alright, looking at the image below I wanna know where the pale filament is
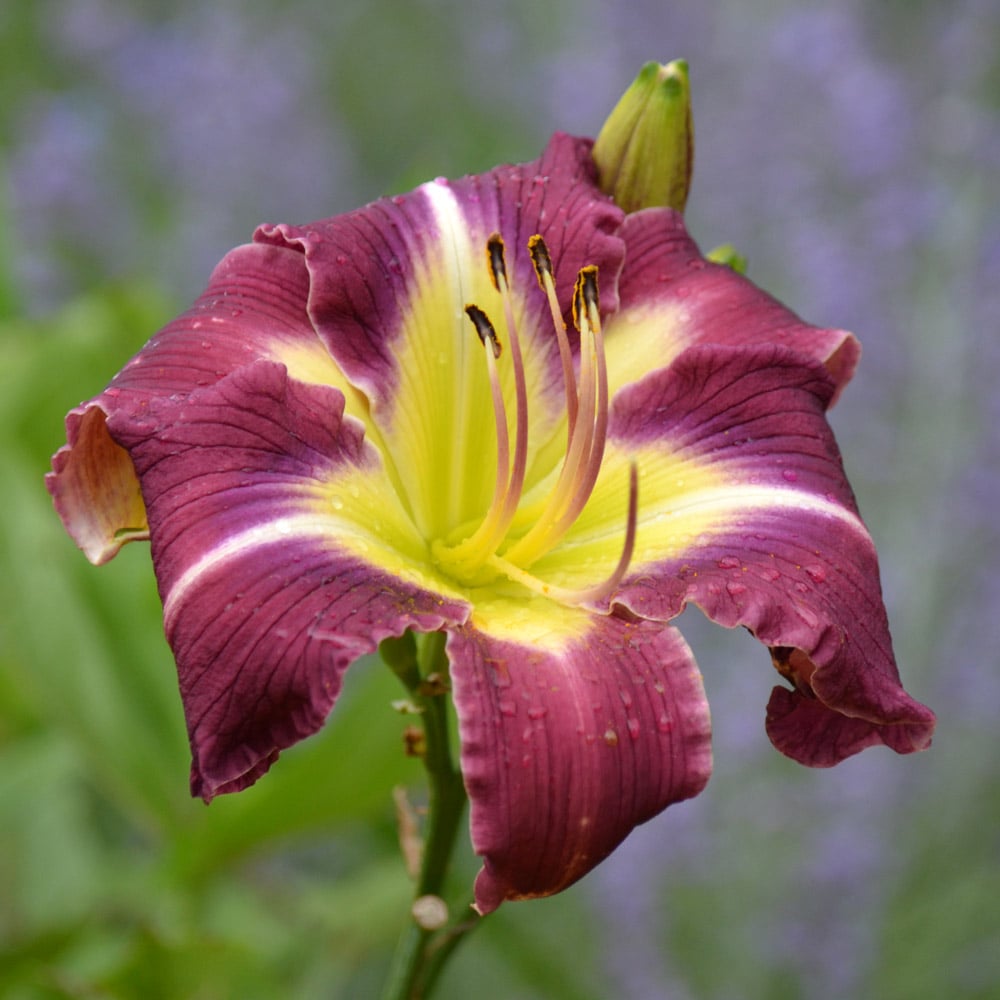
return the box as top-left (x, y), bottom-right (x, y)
top-left (558, 272), bottom-right (610, 530)
top-left (487, 236), bottom-right (530, 530)
top-left (444, 305), bottom-right (513, 567)
top-left (529, 235), bottom-right (578, 439)
top-left (467, 306), bottom-right (508, 520)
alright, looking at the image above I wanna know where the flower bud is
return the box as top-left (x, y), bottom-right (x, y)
top-left (706, 243), bottom-right (748, 274)
top-left (593, 60), bottom-right (693, 213)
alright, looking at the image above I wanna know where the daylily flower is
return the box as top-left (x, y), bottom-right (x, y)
top-left (47, 130), bottom-right (934, 914)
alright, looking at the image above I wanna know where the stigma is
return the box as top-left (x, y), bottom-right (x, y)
top-left (432, 234), bottom-right (636, 605)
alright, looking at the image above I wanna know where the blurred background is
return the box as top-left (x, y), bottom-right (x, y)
top-left (1, 0), bottom-right (997, 997)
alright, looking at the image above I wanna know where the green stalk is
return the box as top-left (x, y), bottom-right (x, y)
top-left (379, 631), bottom-right (481, 1000)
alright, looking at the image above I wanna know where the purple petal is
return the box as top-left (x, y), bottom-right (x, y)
top-left (610, 209), bottom-right (859, 404)
top-left (105, 241), bottom-right (319, 396)
top-left (255, 132), bottom-right (626, 414)
top-left (46, 241), bottom-right (326, 563)
top-left (107, 360), bottom-right (468, 799)
top-left (449, 615), bottom-right (712, 914)
top-left (610, 343), bottom-right (934, 763)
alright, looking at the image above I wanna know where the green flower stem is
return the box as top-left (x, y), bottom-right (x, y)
top-left (380, 631), bottom-right (480, 1000)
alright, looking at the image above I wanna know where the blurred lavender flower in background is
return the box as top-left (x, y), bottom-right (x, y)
top-left (10, 0), bottom-right (352, 308)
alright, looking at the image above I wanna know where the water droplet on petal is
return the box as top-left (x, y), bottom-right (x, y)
top-left (796, 606), bottom-right (820, 629)
top-left (527, 705), bottom-right (547, 721)
top-left (717, 555), bottom-right (741, 570)
top-left (657, 713), bottom-right (673, 733)
top-left (805, 564), bottom-right (827, 583)
top-left (726, 580), bottom-right (747, 597)
top-left (498, 698), bottom-right (517, 717)
top-left (781, 468), bottom-right (799, 483)
top-left (330, 496), bottom-right (344, 511)
top-left (603, 728), bottom-right (619, 747)
top-left (626, 717), bottom-right (641, 740)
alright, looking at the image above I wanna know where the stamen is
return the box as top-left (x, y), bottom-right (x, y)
top-left (569, 460), bottom-right (637, 604)
top-left (557, 268), bottom-right (608, 530)
top-left (466, 302), bottom-right (502, 359)
top-left (529, 235), bottom-right (578, 436)
top-left (486, 462), bottom-right (638, 606)
top-left (465, 305), bottom-right (508, 509)
top-left (486, 233), bottom-right (507, 291)
top-left (437, 305), bottom-right (510, 568)
top-left (487, 234), bottom-right (529, 529)
top-left (502, 264), bottom-right (609, 569)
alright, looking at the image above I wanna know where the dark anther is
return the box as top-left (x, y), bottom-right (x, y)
top-left (465, 304), bottom-right (502, 358)
top-left (487, 233), bottom-right (507, 291)
top-left (572, 266), bottom-right (600, 329)
top-left (528, 234), bottom-right (553, 285)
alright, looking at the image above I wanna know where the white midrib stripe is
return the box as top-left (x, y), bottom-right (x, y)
top-left (652, 484), bottom-right (870, 534)
top-left (161, 514), bottom-right (355, 633)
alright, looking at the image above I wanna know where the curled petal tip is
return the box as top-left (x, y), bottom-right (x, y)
top-left (47, 404), bottom-right (149, 565)
top-left (593, 59), bottom-right (693, 213)
top-left (765, 685), bottom-right (935, 767)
